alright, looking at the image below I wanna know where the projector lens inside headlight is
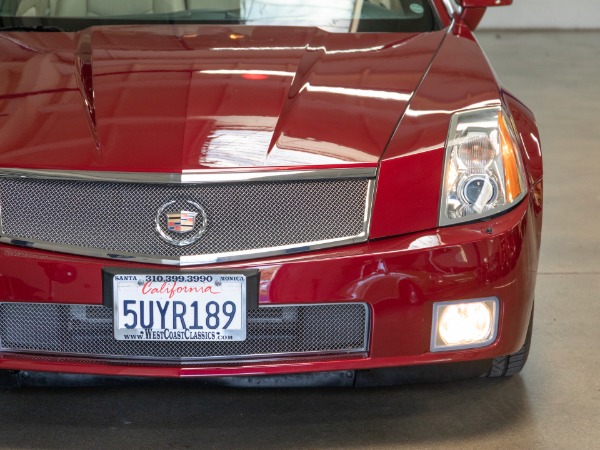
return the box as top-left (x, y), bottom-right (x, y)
top-left (439, 107), bottom-right (527, 226)
top-left (460, 175), bottom-right (498, 206)
top-left (431, 298), bottom-right (499, 351)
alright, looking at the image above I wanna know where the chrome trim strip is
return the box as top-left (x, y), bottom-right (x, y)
top-left (0, 167), bottom-right (377, 184)
top-left (0, 231), bottom-right (367, 266)
top-left (0, 302), bottom-right (370, 364)
top-left (363, 177), bottom-right (376, 240)
top-left (0, 178), bottom-right (375, 266)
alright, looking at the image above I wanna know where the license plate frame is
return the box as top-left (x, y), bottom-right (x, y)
top-left (102, 268), bottom-right (259, 342)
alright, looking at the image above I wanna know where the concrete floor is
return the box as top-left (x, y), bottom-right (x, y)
top-left (1, 31), bottom-right (599, 449)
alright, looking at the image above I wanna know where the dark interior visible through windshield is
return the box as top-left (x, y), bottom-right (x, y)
top-left (0, 0), bottom-right (439, 33)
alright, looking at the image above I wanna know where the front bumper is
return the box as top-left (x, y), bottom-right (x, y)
top-left (0, 195), bottom-right (540, 378)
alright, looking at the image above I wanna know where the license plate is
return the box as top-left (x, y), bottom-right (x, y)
top-left (111, 273), bottom-right (247, 341)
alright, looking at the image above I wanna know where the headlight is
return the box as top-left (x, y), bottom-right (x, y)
top-left (439, 106), bottom-right (527, 226)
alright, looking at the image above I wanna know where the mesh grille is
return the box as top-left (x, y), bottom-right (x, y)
top-left (0, 303), bottom-right (369, 362)
top-left (0, 178), bottom-right (369, 259)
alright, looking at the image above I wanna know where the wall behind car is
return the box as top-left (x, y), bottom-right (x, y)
top-left (479, 0), bottom-right (600, 29)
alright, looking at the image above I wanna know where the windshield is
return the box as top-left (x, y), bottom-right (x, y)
top-left (0, 0), bottom-right (438, 33)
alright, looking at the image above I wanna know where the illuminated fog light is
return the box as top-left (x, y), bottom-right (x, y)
top-left (431, 298), bottom-right (499, 352)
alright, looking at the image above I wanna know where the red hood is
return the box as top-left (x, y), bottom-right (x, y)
top-left (0, 25), bottom-right (445, 172)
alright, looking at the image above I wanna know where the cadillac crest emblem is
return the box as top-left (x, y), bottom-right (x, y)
top-left (166, 211), bottom-right (198, 233)
top-left (155, 200), bottom-right (207, 246)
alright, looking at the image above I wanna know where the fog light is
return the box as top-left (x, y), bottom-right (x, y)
top-left (431, 298), bottom-right (499, 352)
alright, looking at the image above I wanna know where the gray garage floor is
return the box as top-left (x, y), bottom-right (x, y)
top-left (1, 31), bottom-right (599, 449)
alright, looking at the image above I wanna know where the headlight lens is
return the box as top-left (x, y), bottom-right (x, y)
top-left (439, 107), bottom-right (527, 226)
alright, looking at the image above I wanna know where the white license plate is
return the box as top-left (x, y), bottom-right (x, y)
top-left (112, 273), bottom-right (247, 341)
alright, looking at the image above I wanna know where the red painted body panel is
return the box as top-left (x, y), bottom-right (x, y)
top-left (372, 25), bottom-right (505, 239)
top-left (0, 26), bottom-right (445, 172)
top-left (0, 193), bottom-right (539, 377)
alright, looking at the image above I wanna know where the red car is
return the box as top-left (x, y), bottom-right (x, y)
top-left (0, 0), bottom-right (542, 387)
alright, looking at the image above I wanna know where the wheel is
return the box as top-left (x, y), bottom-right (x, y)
top-left (0, 370), bottom-right (20, 388)
top-left (487, 304), bottom-right (534, 377)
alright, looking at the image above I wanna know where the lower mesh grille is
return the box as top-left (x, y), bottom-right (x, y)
top-left (0, 303), bottom-right (369, 363)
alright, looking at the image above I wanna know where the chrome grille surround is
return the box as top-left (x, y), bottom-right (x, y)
top-left (0, 302), bottom-right (369, 364)
top-left (0, 168), bottom-right (375, 266)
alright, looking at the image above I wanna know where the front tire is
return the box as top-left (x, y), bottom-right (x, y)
top-left (0, 370), bottom-right (20, 388)
top-left (487, 304), bottom-right (534, 377)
